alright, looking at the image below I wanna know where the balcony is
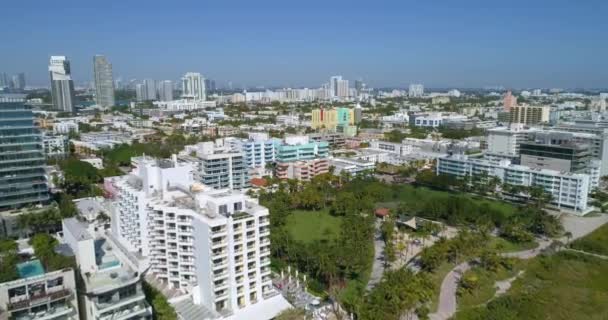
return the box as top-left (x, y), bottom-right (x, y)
top-left (7, 288), bottom-right (72, 311)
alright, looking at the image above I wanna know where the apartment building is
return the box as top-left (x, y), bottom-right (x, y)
top-left (0, 101), bottom-right (50, 210)
top-left (180, 141), bottom-right (250, 190)
top-left (308, 132), bottom-right (347, 148)
top-left (437, 154), bottom-right (590, 213)
top-left (275, 136), bottom-right (329, 163)
top-left (275, 158), bottom-right (330, 181)
top-left (231, 133), bottom-right (281, 169)
top-left (0, 261), bottom-right (79, 320)
top-left (104, 156), bottom-right (289, 318)
top-left (62, 218), bottom-right (152, 320)
top-left (509, 105), bottom-right (550, 125)
top-left (311, 107), bottom-right (354, 130)
top-left (42, 134), bottom-right (68, 157)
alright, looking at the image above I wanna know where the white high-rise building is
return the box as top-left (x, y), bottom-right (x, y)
top-left (93, 55), bottom-right (116, 107)
top-left (104, 156), bottom-right (289, 318)
top-left (135, 84), bottom-right (146, 102)
top-left (409, 84), bottom-right (424, 97)
top-left (49, 56), bottom-right (76, 112)
top-left (143, 79), bottom-right (157, 100)
top-left (336, 79), bottom-right (349, 98)
top-left (182, 72), bottom-right (206, 101)
top-left (329, 75), bottom-right (342, 97)
top-left (159, 80), bottom-right (174, 101)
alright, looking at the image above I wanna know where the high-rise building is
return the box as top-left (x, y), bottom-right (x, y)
top-left (158, 80), bottom-right (174, 101)
top-left (93, 55), bottom-right (115, 107)
top-left (135, 84), bottom-right (146, 102)
top-left (104, 156), bottom-right (289, 317)
top-left (0, 100), bottom-right (50, 210)
top-left (503, 90), bottom-right (517, 111)
top-left (329, 75), bottom-right (342, 97)
top-left (0, 73), bottom-right (9, 88)
top-left (49, 56), bottom-right (76, 112)
top-left (182, 72), bottom-right (206, 101)
top-left (204, 78), bottom-right (216, 93)
top-left (354, 79), bottom-right (364, 94)
top-left (11, 73), bottom-right (25, 90)
top-left (143, 79), bottom-right (157, 100)
top-left (336, 79), bottom-right (349, 98)
top-left (408, 84), bottom-right (424, 97)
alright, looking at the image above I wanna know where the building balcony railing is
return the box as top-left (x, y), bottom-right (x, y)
top-left (7, 288), bottom-right (72, 311)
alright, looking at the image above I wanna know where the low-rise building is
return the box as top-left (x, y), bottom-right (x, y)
top-left (275, 158), bottom-right (329, 181)
top-left (437, 154), bottom-right (591, 213)
top-left (330, 157), bottom-right (375, 176)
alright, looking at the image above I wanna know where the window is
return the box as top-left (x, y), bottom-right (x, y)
top-left (47, 277), bottom-right (63, 288)
top-left (234, 202), bottom-right (243, 211)
top-left (219, 205), bottom-right (228, 214)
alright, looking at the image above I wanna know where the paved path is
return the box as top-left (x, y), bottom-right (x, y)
top-left (494, 270), bottom-right (524, 297)
top-left (428, 213), bottom-right (608, 320)
top-left (564, 248), bottom-right (608, 260)
top-left (367, 220), bottom-right (386, 291)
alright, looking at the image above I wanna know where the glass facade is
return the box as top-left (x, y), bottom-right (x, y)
top-left (0, 102), bottom-right (49, 209)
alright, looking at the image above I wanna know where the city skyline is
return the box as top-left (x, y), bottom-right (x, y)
top-left (1, 0), bottom-right (608, 88)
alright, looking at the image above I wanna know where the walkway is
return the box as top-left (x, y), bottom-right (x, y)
top-left (428, 213), bottom-right (608, 320)
top-left (366, 220), bottom-right (386, 291)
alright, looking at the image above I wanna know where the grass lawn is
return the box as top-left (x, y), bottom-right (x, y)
top-left (570, 223), bottom-right (608, 256)
top-left (489, 237), bottom-right (538, 253)
top-left (454, 251), bottom-right (608, 320)
top-left (285, 209), bottom-right (342, 243)
top-left (397, 185), bottom-right (518, 216)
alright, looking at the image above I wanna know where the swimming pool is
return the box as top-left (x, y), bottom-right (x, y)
top-left (99, 260), bottom-right (121, 270)
top-left (17, 260), bottom-right (45, 278)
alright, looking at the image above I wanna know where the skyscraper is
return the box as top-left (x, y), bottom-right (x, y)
top-left (135, 83), bottom-right (146, 102)
top-left (182, 72), bottom-right (206, 101)
top-left (158, 80), bottom-right (174, 101)
top-left (408, 84), bottom-right (424, 97)
top-left (336, 79), bottom-right (349, 98)
top-left (49, 56), bottom-right (76, 112)
top-left (93, 55), bottom-right (115, 107)
top-left (0, 99), bottom-right (49, 210)
top-left (329, 75), bottom-right (342, 97)
top-left (11, 73), bottom-right (25, 90)
top-left (204, 78), bottom-right (216, 93)
top-left (0, 73), bottom-right (8, 88)
top-left (143, 79), bottom-right (156, 100)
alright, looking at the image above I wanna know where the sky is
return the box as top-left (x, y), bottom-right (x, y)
top-left (1, 0), bottom-right (607, 89)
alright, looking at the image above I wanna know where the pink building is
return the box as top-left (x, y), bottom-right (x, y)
top-left (503, 90), bottom-right (517, 111)
top-left (275, 159), bottom-right (330, 181)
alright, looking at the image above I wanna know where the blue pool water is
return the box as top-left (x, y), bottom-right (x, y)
top-left (17, 260), bottom-right (45, 278)
top-left (99, 260), bottom-right (121, 269)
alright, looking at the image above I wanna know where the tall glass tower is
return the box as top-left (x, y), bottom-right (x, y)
top-left (0, 100), bottom-right (49, 210)
top-left (93, 55), bottom-right (115, 107)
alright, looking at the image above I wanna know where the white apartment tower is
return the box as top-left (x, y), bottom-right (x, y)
top-left (159, 80), bottom-right (174, 101)
top-left (105, 156), bottom-right (288, 318)
top-left (409, 83), bottom-right (424, 97)
top-left (49, 56), bottom-right (76, 112)
top-left (182, 72), bottom-right (206, 101)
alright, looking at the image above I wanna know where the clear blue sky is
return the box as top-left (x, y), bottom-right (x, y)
top-left (1, 0), bottom-right (607, 88)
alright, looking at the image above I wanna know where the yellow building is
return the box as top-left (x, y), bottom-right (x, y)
top-left (311, 107), bottom-right (355, 130)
